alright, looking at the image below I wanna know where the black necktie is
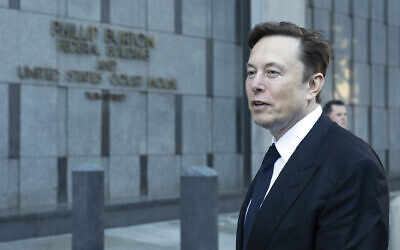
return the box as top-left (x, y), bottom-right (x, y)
top-left (242, 143), bottom-right (280, 249)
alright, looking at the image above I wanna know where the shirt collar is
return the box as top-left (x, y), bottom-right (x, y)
top-left (272, 105), bottom-right (322, 164)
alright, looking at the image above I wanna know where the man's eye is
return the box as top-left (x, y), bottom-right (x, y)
top-left (266, 70), bottom-right (279, 76)
top-left (247, 71), bottom-right (255, 77)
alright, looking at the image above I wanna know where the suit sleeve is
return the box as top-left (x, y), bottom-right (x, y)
top-left (315, 158), bottom-right (389, 250)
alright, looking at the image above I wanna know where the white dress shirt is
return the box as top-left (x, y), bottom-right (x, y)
top-left (246, 105), bottom-right (322, 217)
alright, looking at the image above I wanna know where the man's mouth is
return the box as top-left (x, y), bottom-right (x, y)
top-left (251, 100), bottom-right (270, 110)
top-left (253, 100), bottom-right (266, 105)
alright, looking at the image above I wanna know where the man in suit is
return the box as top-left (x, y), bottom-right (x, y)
top-left (236, 22), bottom-right (389, 250)
top-left (323, 100), bottom-right (348, 129)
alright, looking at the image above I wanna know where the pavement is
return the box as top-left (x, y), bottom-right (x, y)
top-left (0, 212), bottom-right (238, 250)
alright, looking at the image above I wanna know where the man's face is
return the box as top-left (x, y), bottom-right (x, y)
top-left (328, 104), bottom-right (348, 128)
top-left (245, 35), bottom-right (310, 137)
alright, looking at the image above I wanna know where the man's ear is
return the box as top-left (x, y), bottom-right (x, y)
top-left (307, 73), bottom-right (324, 101)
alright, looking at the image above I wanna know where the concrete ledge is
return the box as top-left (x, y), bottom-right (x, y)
top-left (0, 191), bottom-right (245, 242)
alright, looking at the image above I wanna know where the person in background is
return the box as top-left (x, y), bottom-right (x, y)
top-left (323, 100), bottom-right (348, 129)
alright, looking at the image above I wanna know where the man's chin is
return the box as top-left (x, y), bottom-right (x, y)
top-left (253, 117), bottom-right (273, 129)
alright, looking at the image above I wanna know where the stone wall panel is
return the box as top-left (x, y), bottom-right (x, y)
top-left (110, 0), bottom-right (146, 28)
top-left (147, 93), bottom-right (175, 154)
top-left (20, 158), bottom-right (57, 207)
top-left (213, 97), bottom-right (236, 153)
top-left (20, 85), bottom-right (58, 157)
top-left (67, 88), bottom-right (102, 156)
top-left (109, 156), bottom-right (140, 199)
top-left (110, 91), bottom-right (146, 156)
top-left (182, 96), bottom-right (208, 154)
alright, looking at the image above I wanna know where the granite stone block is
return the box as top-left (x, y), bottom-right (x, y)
top-left (20, 85), bottom-right (58, 157)
top-left (182, 0), bottom-right (208, 37)
top-left (149, 32), bottom-right (206, 95)
top-left (0, 9), bottom-right (20, 83)
top-left (321, 63), bottom-right (334, 103)
top-left (21, 0), bottom-right (58, 14)
top-left (212, 0), bottom-right (235, 41)
top-left (67, 88), bottom-right (102, 156)
top-left (20, 158), bottom-right (57, 208)
top-left (213, 41), bottom-right (236, 97)
top-left (19, 13), bottom-right (57, 85)
top-left (0, 84), bottom-right (7, 158)
top-left (370, 22), bottom-right (387, 65)
top-left (333, 13), bottom-right (351, 58)
top-left (352, 17), bottom-right (368, 63)
top-left (67, 0), bottom-right (100, 22)
top-left (58, 87), bottom-right (67, 157)
top-left (333, 57), bottom-right (351, 103)
top-left (352, 0), bottom-right (369, 18)
top-left (68, 157), bottom-right (103, 203)
top-left (214, 153), bottom-right (241, 193)
top-left (389, 150), bottom-right (400, 178)
top-left (109, 156), bottom-right (140, 200)
top-left (371, 108), bottom-right (388, 149)
top-left (388, 109), bottom-right (400, 149)
top-left (182, 96), bottom-right (208, 154)
top-left (371, 0), bottom-right (384, 22)
top-left (353, 105), bottom-right (369, 142)
top-left (101, 26), bottom-right (147, 92)
top-left (7, 159), bottom-right (18, 208)
top-left (371, 64), bottom-right (386, 107)
top-left (110, 0), bottom-right (146, 28)
top-left (388, 25), bottom-right (400, 67)
top-left (213, 97), bottom-right (236, 153)
top-left (314, 8), bottom-right (331, 42)
top-left (110, 91), bottom-right (146, 156)
top-left (181, 154), bottom-right (207, 173)
top-left (147, 155), bottom-right (180, 198)
top-left (312, 0), bottom-right (332, 9)
top-left (0, 158), bottom-right (7, 209)
top-left (57, 0), bottom-right (67, 16)
top-left (148, 93), bottom-right (175, 154)
top-left (351, 62), bottom-right (370, 105)
top-left (388, 67), bottom-right (400, 108)
top-left (388, 0), bottom-right (400, 26)
top-left (251, 122), bottom-right (272, 154)
top-left (148, 0), bottom-right (174, 32)
top-left (57, 22), bottom-right (103, 88)
top-left (334, 0), bottom-right (350, 14)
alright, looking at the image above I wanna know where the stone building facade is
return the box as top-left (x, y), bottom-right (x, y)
top-left (0, 0), bottom-right (245, 229)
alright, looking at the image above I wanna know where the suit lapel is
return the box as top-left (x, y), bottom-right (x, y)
top-left (245, 115), bottom-right (333, 250)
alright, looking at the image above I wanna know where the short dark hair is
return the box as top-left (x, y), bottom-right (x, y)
top-left (248, 22), bottom-right (331, 103)
top-left (323, 100), bottom-right (345, 114)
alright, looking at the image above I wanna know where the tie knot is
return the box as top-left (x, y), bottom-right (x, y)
top-left (261, 143), bottom-right (280, 168)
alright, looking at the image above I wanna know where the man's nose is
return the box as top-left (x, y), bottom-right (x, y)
top-left (250, 73), bottom-right (266, 92)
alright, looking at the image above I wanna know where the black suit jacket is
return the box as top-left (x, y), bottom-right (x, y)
top-left (236, 114), bottom-right (389, 250)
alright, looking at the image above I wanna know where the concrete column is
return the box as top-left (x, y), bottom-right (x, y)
top-left (72, 164), bottom-right (104, 250)
top-left (181, 166), bottom-right (218, 250)
top-left (390, 195), bottom-right (400, 250)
